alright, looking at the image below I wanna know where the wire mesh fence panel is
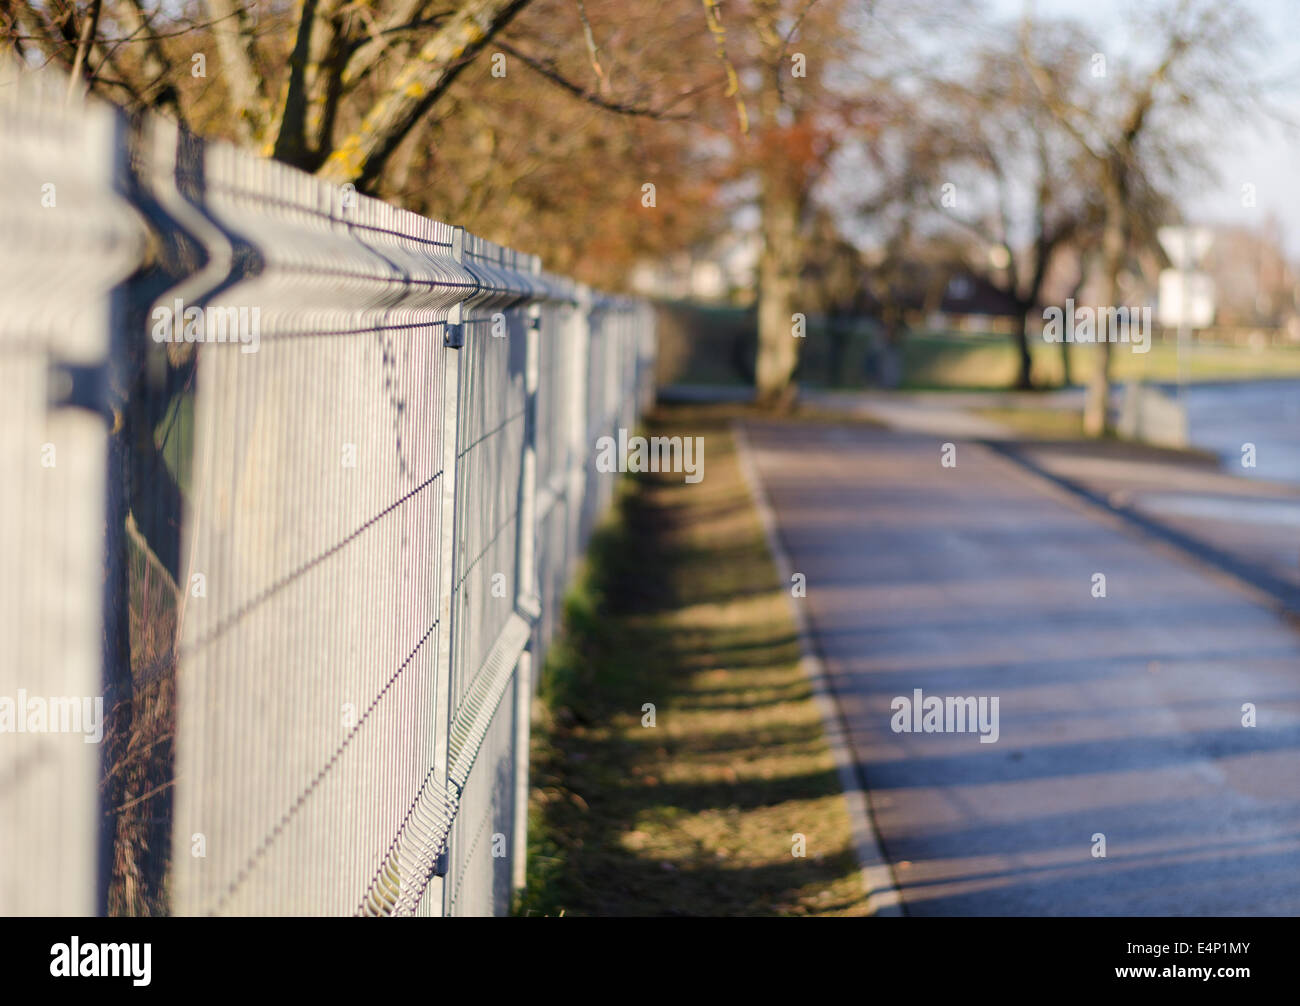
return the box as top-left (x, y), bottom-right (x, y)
top-left (444, 684), bottom-right (517, 916)
top-left (440, 236), bottom-right (531, 915)
top-left (0, 61), bottom-right (655, 917)
top-left (532, 298), bottom-right (581, 671)
top-left (448, 242), bottom-right (529, 725)
top-left (163, 136), bottom-right (469, 916)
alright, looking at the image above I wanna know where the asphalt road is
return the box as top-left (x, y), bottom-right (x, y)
top-left (744, 420), bottom-right (1300, 915)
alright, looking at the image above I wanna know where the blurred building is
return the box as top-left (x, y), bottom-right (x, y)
top-left (1036, 219), bottom-right (1300, 346)
top-left (630, 231), bottom-right (760, 304)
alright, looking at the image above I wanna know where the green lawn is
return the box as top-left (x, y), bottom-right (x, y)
top-left (656, 299), bottom-right (1300, 390)
top-left (906, 333), bottom-right (1300, 390)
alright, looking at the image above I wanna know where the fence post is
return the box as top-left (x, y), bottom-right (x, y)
top-left (426, 225), bottom-right (470, 914)
top-left (566, 285), bottom-right (592, 569)
top-left (511, 256), bottom-right (544, 894)
top-left (0, 61), bottom-right (147, 917)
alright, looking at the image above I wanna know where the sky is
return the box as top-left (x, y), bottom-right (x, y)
top-left (992, 0), bottom-right (1300, 256)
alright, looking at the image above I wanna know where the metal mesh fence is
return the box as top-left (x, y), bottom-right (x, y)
top-left (0, 64), bottom-right (654, 917)
top-left (0, 64), bottom-right (142, 917)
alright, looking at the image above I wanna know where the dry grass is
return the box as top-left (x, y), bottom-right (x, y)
top-left (519, 404), bottom-right (870, 916)
top-left (103, 516), bottom-right (179, 916)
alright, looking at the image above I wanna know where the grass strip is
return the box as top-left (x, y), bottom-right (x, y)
top-left (518, 404), bottom-right (870, 916)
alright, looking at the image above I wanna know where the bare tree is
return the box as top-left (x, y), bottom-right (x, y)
top-left (693, 0), bottom-right (851, 409)
top-left (925, 38), bottom-right (1102, 389)
top-left (1021, 0), bottom-right (1267, 434)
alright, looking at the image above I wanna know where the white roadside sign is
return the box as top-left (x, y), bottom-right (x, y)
top-left (1158, 226), bottom-right (1214, 271)
top-left (1158, 270), bottom-right (1216, 328)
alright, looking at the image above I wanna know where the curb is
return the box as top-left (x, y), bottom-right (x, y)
top-left (731, 420), bottom-right (905, 917)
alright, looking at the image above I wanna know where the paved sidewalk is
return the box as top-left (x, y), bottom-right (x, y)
top-left (744, 419), bottom-right (1300, 915)
top-left (994, 439), bottom-right (1300, 616)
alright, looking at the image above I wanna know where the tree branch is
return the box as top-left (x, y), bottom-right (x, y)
top-left (269, 0), bottom-right (325, 163)
top-left (495, 39), bottom-right (690, 120)
top-left (574, 0), bottom-right (608, 93)
top-left (700, 0), bottom-right (749, 134)
top-left (317, 0), bottom-right (533, 189)
top-left (341, 1), bottom-right (451, 89)
top-left (65, 0), bottom-right (103, 105)
top-left (204, 0), bottom-right (271, 143)
top-left (12, 1), bottom-right (72, 66)
top-left (1018, 16), bottom-right (1103, 163)
top-left (116, 0), bottom-right (185, 121)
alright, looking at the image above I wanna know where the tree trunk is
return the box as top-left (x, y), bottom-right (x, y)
top-left (880, 311), bottom-right (904, 388)
top-left (1060, 262), bottom-right (1090, 388)
top-left (1082, 340), bottom-right (1112, 436)
top-left (1013, 303), bottom-right (1034, 389)
top-left (754, 166), bottom-right (802, 410)
top-left (1083, 181), bottom-right (1126, 437)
